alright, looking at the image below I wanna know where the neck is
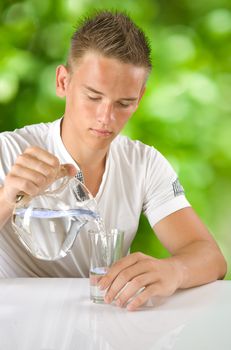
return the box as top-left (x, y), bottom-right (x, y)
top-left (75, 149), bottom-right (107, 172)
top-left (60, 118), bottom-right (108, 170)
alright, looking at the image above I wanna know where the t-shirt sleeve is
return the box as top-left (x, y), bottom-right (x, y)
top-left (0, 135), bottom-right (9, 186)
top-left (142, 148), bottom-right (190, 227)
top-left (0, 133), bottom-right (22, 186)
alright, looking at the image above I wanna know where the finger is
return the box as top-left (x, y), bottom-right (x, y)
top-left (104, 260), bottom-right (154, 303)
top-left (16, 153), bottom-right (57, 178)
top-left (126, 284), bottom-right (160, 311)
top-left (11, 165), bottom-right (47, 188)
top-left (99, 252), bottom-right (147, 290)
top-left (56, 164), bottom-right (77, 179)
top-left (65, 164), bottom-right (78, 177)
top-left (113, 273), bottom-right (158, 307)
top-left (5, 174), bottom-right (40, 201)
top-left (24, 147), bottom-right (60, 168)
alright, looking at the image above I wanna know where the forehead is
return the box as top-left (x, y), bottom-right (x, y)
top-left (70, 52), bottom-right (147, 92)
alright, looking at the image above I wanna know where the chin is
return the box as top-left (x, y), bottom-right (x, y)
top-left (88, 135), bottom-right (114, 150)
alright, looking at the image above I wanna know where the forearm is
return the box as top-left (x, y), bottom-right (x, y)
top-left (0, 187), bottom-right (14, 230)
top-left (168, 240), bottom-right (227, 290)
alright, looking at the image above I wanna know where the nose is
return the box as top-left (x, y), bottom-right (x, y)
top-left (97, 103), bottom-right (115, 126)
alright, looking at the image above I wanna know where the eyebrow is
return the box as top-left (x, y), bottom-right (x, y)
top-left (84, 85), bottom-right (138, 101)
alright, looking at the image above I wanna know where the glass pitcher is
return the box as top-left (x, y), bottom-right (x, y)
top-left (12, 175), bottom-right (101, 261)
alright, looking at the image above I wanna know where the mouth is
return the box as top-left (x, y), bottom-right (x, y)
top-left (89, 128), bottom-right (113, 137)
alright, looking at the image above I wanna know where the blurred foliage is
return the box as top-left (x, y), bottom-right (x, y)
top-left (0, 0), bottom-right (231, 277)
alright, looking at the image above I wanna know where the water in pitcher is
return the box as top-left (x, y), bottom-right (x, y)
top-left (12, 175), bottom-right (106, 261)
top-left (13, 207), bottom-right (105, 261)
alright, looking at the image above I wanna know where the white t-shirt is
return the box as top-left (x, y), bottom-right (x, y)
top-left (0, 118), bottom-right (190, 277)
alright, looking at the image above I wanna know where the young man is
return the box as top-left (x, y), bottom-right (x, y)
top-left (0, 11), bottom-right (226, 310)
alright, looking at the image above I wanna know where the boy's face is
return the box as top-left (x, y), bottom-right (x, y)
top-left (56, 51), bottom-right (147, 151)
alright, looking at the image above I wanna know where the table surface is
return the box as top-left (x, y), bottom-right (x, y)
top-left (0, 278), bottom-right (230, 350)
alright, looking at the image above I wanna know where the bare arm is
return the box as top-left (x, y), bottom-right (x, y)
top-left (98, 207), bottom-right (227, 311)
top-left (153, 207), bottom-right (227, 288)
top-left (0, 146), bottom-right (77, 230)
top-left (0, 187), bottom-right (15, 228)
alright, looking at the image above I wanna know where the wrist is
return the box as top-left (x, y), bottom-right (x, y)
top-left (0, 186), bottom-right (15, 230)
top-left (167, 257), bottom-right (188, 290)
top-left (0, 186), bottom-right (16, 210)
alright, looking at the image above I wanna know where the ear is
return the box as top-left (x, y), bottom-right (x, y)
top-left (133, 85), bottom-right (146, 113)
top-left (138, 85), bottom-right (146, 104)
top-left (56, 65), bottom-right (69, 98)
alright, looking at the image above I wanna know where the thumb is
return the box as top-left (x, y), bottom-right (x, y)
top-left (57, 164), bottom-right (78, 178)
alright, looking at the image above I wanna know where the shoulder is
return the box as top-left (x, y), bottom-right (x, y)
top-left (110, 134), bottom-right (169, 173)
top-left (110, 134), bottom-right (177, 181)
top-left (0, 119), bottom-right (61, 172)
top-left (0, 119), bottom-right (62, 181)
top-left (111, 134), bottom-right (159, 163)
top-left (0, 119), bottom-right (60, 150)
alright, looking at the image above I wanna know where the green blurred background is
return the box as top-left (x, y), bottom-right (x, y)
top-left (0, 0), bottom-right (231, 277)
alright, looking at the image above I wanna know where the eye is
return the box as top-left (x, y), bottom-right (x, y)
top-left (117, 101), bottom-right (131, 108)
top-left (88, 96), bottom-right (101, 101)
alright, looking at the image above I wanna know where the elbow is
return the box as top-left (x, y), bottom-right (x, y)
top-left (207, 241), bottom-right (227, 281)
top-left (218, 252), bottom-right (227, 280)
top-left (213, 242), bottom-right (227, 280)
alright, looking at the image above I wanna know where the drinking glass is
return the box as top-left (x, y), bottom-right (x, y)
top-left (89, 229), bottom-right (124, 303)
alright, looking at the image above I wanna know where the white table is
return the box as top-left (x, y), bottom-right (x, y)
top-left (0, 278), bottom-right (230, 350)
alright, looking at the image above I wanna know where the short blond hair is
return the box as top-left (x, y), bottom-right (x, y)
top-left (67, 11), bottom-right (152, 73)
